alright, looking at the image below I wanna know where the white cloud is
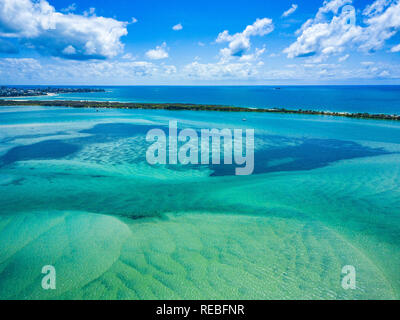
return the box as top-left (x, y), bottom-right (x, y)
top-left (295, 0), bottom-right (352, 35)
top-left (282, 4), bottom-right (298, 18)
top-left (284, 0), bottom-right (400, 61)
top-left (359, 1), bottom-right (400, 52)
top-left (62, 45), bottom-right (76, 55)
top-left (315, 0), bottom-right (353, 20)
top-left (61, 3), bottom-right (76, 13)
top-left (363, 0), bottom-right (393, 17)
top-left (0, 58), bottom-right (42, 80)
top-left (183, 61), bottom-right (261, 80)
top-left (216, 18), bottom-right (274, 58)
top-left (182, 58), bottom-right (384, 81)
top-left (338, 54), bottom-right (350, 62)
top-left (361, 61), bottom-right (374, 66)
top-left (379, 70), bottom-right (390, 77)
top-left (262, 60), bottom-right (400, 81)
top-left (284, 0), bottom-right (360, 59)
top-left (2, 56), bottom-right (399, 84)
top-left (122, 53), bottom-right (135, 60)
top-left (183, 43), bottom-right (267, 80)
top-left (163, 64), bottom-right (177, 75)
top-left (391, 44), bottom-right (400, 52)
top-left (239, 47), bottom-right (266, 62)
top-left (131, 17), bottom-right (138, 24)
top-left (172, 23), bottom-right (183, 31)
top-left (84, 7), bottom-right (96, 17)
top-left (0, 0), bottom-right (128, 60)
top-left (0, 57), bottom-right (179, 83)
top-left (146, 42), bottom-right (169, 60)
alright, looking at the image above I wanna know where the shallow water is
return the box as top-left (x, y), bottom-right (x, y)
top-left (0, 105), bottom-right (399, 299)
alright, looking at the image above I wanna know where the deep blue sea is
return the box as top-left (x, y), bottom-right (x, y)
top-left (9, 85), bottom-right (400, 114)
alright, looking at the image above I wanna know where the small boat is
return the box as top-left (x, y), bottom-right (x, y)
top-left (242, 118), bottom-right (247, 121)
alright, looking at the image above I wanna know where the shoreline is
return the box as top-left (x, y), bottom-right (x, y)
top-left (0, 87), bottom-right (105, 99)
top-left (1, 99), bottom-right (400, 121)
top-left (0, 93), bottom-right (57, 99)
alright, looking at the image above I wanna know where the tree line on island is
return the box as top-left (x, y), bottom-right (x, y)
top-left (0, 87), bottom-right (105, 97)
top-left (0, 99), bottom-right (399, 121)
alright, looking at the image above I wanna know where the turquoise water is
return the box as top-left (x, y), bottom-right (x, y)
top-left (8, 85), bottom-right (400, 114)
top-left (0, 99), bottom-right (400, 299)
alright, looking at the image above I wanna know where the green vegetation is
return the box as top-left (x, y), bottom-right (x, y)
top-left (0, 87), bottom-right (105, 97)
top-left (1, 99), bottom-right (400, 121)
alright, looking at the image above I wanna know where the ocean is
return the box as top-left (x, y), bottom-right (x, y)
top-left (0, 86), bottom-right (399, 299)
top-left (8, 85), bottom-right (400, 114)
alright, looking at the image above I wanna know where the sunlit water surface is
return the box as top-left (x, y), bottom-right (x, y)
top-left (0, 104), bottom-right (399, 299)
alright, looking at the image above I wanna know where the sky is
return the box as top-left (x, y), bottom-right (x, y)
top-left (0, 0), bottom-right (400, 85)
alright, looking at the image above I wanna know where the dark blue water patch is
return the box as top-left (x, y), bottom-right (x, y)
top-left (0, 140), bottom-right (80, 166)
top-left (0, 131), bottom-right (68, 144)
top-left (210, 138), bottom-right (391, 176)
top-left (81, 123), bottom-right (157, 138)
top-left (10, 177), bottom-right (25, 186)
top-left (1, 122), bottom-right (391, 177)
top-left (0, 177), bottom-right (25, 186)
top-left (84, 123), bottom-right (391, 176)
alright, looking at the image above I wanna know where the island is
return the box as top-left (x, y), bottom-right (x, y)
top-left (0, 87), bottom-right (105, 98)
top-left (0, 99), bottom-right (399, 121)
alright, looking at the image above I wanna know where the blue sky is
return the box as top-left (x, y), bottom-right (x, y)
top-left (0, 0), bottom-right (400, 85)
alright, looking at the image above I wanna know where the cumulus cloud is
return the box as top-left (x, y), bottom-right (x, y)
top-left (62, 45), bottom-right (76, 55)
top-left (359, 1), bottom-right (400, 52)
top-left (239, 47), bottom-right (266, 62)
top-left (264, 60), bottom-right (400, 81)
top-left (0, 0), bottom-right (128, 60)
top-left (180, 19), bottom-right (273, 81)
top-left (181, 57), bottom-right (400, 81)
top-left (61, 3), bottom-right (76, 13)
top-left (361, 61), bottom-right (374, 66)
top-left (284, 0), bottom-right (359, 59)
top-left (282, 4), bottom-right (298, 17)
top-left (216, 18), bottom-right (274, 58)
top-left (284, 0), bottom-right (400, 61)
top-left (84, 7), bottom-right (96, 17)
top-left (172, 23), bottom-right (183, 31)
top-left (0, 57), bottom-right (178, 83)
top-left (363, 0), bottom-right (393, 16)
top-left (313, 0), bottom-right (353, 22)
top-left (338, 54), bottom-right (350, 62)
top-left (379, 70), bottom-right (390, 77)
top-left (122, 53), bottom-right (135, 60)
top-left (391, 44), bottom-right (400, 52)
top-left (2, 55), bottom-right (398, 84)
top-left (145, 42), bottom-right (169, 60)
top-left (183, 61), bottom-right (261, 80)
top-left (0, 58), bottom-right (42, 80)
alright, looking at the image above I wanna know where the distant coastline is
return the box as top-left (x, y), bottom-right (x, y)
top-left (1, 99), bottom-right (400, 121)
top-left (0, 87), bottom-right (105, 98)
